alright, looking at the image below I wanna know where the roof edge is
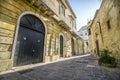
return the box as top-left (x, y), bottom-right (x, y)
top-left (65, 0), bottom-right (77, 18)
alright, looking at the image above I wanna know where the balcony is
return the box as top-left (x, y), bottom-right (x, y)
top-left (41, 0), bottom-right (57, 14)
top-left (70, 28), bottom-right (78, 36)
top-left (59, 15), bottom-right (72, 30)
top-left (27, 0), bottom-right (57, 16)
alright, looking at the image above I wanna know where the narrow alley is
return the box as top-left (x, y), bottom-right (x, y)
top-left (0, 54), bottom-right (120, 80)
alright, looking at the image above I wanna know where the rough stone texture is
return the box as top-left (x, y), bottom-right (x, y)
top-left (0, 21), bottom-right (15, 31)
top-left (0, 44), bottom-right (11, 52)
top-left (88, 0), bottom-right (120, 62)
top-left (0, 0), bottom-right (83, 71)
top-left (0, 52), bottom-right (11, 60)
top-left (0, 59), bottom-right (12, 72)
top-left (0, 36), bottom-right (13, 44)
top-left (0, 55), bottom-right (120, 80)
top-left (0, 28), bottom-right (14, 37)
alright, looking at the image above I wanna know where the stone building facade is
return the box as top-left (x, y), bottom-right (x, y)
top-left (0, 0), bottom-right (83, 71)
top-left (78, 26), bottom-right (90, 54)
top-left (88, 0), bottom-right (120, 62)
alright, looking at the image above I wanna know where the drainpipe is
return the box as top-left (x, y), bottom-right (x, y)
top-left (97, 21), bottom-right (104, 47)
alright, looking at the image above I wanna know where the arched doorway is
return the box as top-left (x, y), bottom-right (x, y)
top-left (14, 14), bottom-right (45, 66)
top-left (71, 38), bottom-right (75, 56)
top-left (60, 35), bottom-right (63, 57)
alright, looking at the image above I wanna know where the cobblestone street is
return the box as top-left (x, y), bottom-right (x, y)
top-left (0, 54), bottom-right (120, 80)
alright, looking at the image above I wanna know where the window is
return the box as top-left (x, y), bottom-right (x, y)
top-left (85, 33), bottom-right (87, 35)
top-left (81, 34), bottom-right (83, 36)
top-left (57, 0), bottom-right (61, 14)
top-left (107, 20), bottom-right (111, 29)
top-left (88, 29), bottom-right (91, 35)
top-left (72, 20), bottom-right (74, 28)
top-left (61, 6), bottom-right (65, 16)
top-left (86, 42), bottom-right (88, 46)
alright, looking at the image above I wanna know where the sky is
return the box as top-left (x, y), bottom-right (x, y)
top-left (68, 0), bottom-right (102, 31)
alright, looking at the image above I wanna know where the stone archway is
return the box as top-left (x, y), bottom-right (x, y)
top-left (13, 14), bottom-right (45, 66)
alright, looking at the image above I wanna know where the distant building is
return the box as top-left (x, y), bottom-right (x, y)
top-left (88, 0), bottom-right (120, 63)
top-left (78, 26), bottom-right (90, 53)
top-left (78, 26), bottom-right (88, 40)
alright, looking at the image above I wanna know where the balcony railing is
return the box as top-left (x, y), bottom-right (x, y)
top-left (70, 27), bottom-right (78, 35)
top-left (41, 0), bottom-right (57, 14)
top-left (60, 15), bottom-right (72, 29)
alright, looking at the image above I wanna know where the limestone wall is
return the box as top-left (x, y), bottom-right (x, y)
top-left (0, 0), bottom-right (83, 71)
top-left (89, 0), bottom-right (120, 62)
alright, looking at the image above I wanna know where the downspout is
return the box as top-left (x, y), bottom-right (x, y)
top-left (97, 21), bottom-right (104, 47)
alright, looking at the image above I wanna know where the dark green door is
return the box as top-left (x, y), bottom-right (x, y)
top-left (14, 15), bottom-right (45, 66)
top-left (60, 35), bottom-right (63, 57)
top-left (71, 38), bottom-right (75, 56)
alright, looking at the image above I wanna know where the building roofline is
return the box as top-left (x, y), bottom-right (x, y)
top-left (89, 9), bottom-right (99, 28)
top-left (65, 0), bottom-right (77, 18)
top-left (99, 0), bottom-right (105, 10)
top-left (89, 0), bottom-right (105, 28)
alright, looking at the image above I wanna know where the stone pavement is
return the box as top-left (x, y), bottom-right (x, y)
top-left (0, 54), bottom-right (120, 80)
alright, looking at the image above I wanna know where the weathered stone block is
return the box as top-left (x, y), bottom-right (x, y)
top-left (0, 28), bottom-right (14, 37)
top-left (0, 59), bottom-right (12, 72)
top-left (0, 36), bottom-right (13, 44)
top-left (0, 44), bottom-right (10, 51)
top-left (51, 55), bottom-right (59, 61)
top-left (44, 56), bottom-right (51, 62)
top-left (0, 52), bottom-right (11, 60)
top-left (0, 21), bottom-right (15, 31)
